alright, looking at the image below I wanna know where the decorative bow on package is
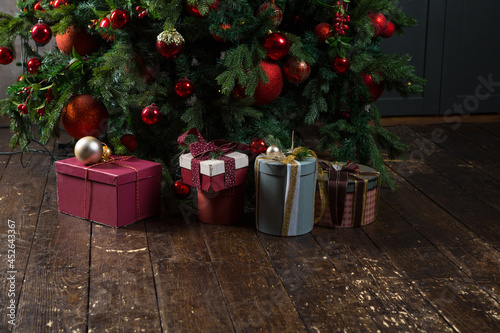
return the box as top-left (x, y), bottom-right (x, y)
top-left (178, 128), bottom-right (249, 193)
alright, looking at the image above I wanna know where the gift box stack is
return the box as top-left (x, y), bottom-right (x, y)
top-left (178, 128), bottom-right (249, 225)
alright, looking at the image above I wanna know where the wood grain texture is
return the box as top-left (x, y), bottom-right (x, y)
top-left (0, 150), bottom-right (52, 331)
top-left (14, 167), bottom-right (91, 332)
top-left (201, 221), bottom-right (308, 332)
top-left (146, 214), bottom-right (234, 332)
top-left (87, 222), bottom-right (161, 333)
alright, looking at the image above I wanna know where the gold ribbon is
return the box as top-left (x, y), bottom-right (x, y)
top-left (255, 147), bottom-right (328, 235)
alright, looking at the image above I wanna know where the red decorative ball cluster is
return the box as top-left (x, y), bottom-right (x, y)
top-left (141, 103), bottom-right (161, 125)
top-left (368, 12), bottom-right (395, 38)
top-left (136, 6), bottom-right (148, 19)
top-left (0, 47), bottom-right (14, 65)
top-left (333, 1), bottom-right (350, 36)
top-left (250, 138), bottom-right (267, 155)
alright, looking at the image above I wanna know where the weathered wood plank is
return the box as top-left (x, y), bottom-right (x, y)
top-left (477, 122), bottom-right (500, 138)
top-left (14, 166), bottom-right (91, 332)
top-left (0, 152), bottom-right (52, 331)
top-left (411, 124), bottom-right (500, 182)
top-left (146, 213), bottom-right (235, 332)
top-left (454, 123), bottom-right (500, 153)
top-left (87, 222), bottom-right (162, 332)
top-left (311, 226), bottom-right (453, 332)
top-left (258, 231), bottom-right (382, 332)
top-left (387, 125), bottom-right (500, 212)
top-left (201, 220), bottom-right (308, 332)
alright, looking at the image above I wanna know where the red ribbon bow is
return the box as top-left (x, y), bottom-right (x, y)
top-left (178, 128), bottom-right (248, 190)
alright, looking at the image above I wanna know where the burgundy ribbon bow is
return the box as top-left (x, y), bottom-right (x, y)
top-left (320, 161), bottom-right (372, 227)
top-left (178, 128), bottom-right (248, 190)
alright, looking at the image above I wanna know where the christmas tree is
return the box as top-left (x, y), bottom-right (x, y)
top-left (0, 0), bottom-right (424, 195)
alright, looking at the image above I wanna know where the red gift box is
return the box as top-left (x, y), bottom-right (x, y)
top-left (179, 152), bottom-right (248, 192)
top-left (197, 185), bottom-right (245, 225)
top-left (55, 156), bottom-right (162, 228)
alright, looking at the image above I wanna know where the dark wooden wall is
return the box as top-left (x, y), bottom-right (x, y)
top-left (378, 0), bottom-right (500, 117)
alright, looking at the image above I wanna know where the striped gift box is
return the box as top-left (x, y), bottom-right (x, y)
top-left (315, 163), bottom-right (380, 228)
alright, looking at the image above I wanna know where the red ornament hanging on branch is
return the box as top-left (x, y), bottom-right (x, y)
top-left (156, 28), bottom-right (184, 59)
top-left (381, 21), bottom-right (395, 38)
top-left (186, 0), bottom-right (220, 18)
top-left (34, 2), bottom-right (45, 11)
top-left (173, 180), bottom-right (191, 199)
top-left (263, 32), bottom-right (290, 60)
top-left (120, 134), bottom-right (139, 152)
top-left (212, 23), bottom-right (232, 42)
top-left (98, 17), bottom-right (114, 41)
top-left (283, 57), bottom-right (311, 84)
top-left (110, 9), bottom-right (130, 29)
top-left (61, 94), bottom-right (109, 139)
top-left (52, 0), bottom-right (70, 9)
top-left (314, 23), bottom-right (332, 43)
top-left (27, 57), bottom-right (42, 74)
top-left (361, 72), bottom-right (386, 102)
top-left (368, 12), bottom-right (388, 38)
top-left (332, 55), bottom-right (351, 74)
top-left (31, 21), bottom-right (52, 45)
top-left (175, 78), bottom-right (194, 98)
top-left (141, 103), bottom-right (161, 125)
top-left (257, 1), bottom-right (283, 27)
top-left (56, 26), bottom-right (99, 56)
top-left (253, 60), bottom-right (283, 105)
top-left (0, 47), bottom-right (14, 65)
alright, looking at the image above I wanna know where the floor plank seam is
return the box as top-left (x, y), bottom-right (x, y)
top-left (85, 223), bottom-right (93, 333)
top-left (198, 224), bottom-right (238, 333)
top-left (144, 221), bottom-right (165, 333)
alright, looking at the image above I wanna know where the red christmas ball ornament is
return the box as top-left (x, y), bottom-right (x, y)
top-left (314, 23), bottom-right (332, 43)
top-left (368, 12), bottom-right (388, 38)
top-left (52, 0), bottom-right (70, 9)
top-left (175, 78), bottom-right (194, 98)
top-left (361, 72), bottom-right (386, 102)
top-left (156, 29), bottom-right (184, 59)
top-left (34, 2), bottom-right (45, 11)
top-left (283, 57), bottom-right (311, 84)
top-left (212, 23), bottom-right (232, 42)
top-left (27, 57), bottom-right (42, 74)
top-left (120, 134), bottom-right (139, 152)
top-left (17, 104), bottom-right (28, 115)
top-left (381, 21), bottom-right (395, 38)
top-left (99, 17), bottom-right (114, 41)
top-left (253, 61), bottom-right (283, 105)
top-left (263, 32), bottom-right (290, 60)
top-left (0, 47), bottom-right (14, 65)
top-left (250, 138), bottom-right (267, 155)
top-left (186, 0), bottom-right (220, 18)
top-left (257, 2), bottom-right (283, 27)
top-left (56, 26), bottom-right (99, 56)
top-left (110, 9), bottom-right (130, 30)
top-left (173, 180), bottom-right (191, 200)
top-left (332, 55), bottom-right (351, 74)
top-left (61, 94), bottom-right (109, 139)
top-left (141, 103), bottom-right (161, 125)
top-left (31, 21), bottom-right (52, 45)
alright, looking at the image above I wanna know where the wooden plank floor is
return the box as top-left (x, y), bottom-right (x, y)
top-left (0, 117), bottom-right (499, 332)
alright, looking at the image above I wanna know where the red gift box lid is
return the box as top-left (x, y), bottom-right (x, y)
top-left (55, 156), bottom-right (162, 186)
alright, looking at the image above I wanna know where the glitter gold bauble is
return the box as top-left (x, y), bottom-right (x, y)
top-left (74, 136), bottom-right (103, 165)
top-left (61, 94), bottom-right (109, 139)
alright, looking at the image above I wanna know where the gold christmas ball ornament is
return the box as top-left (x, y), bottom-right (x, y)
top-left (74, 136), bottom-right (103, 165)
top-left (266, 145), bottom-right (281, 159)
top-left (102, 145), bottom-right (113, 161)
